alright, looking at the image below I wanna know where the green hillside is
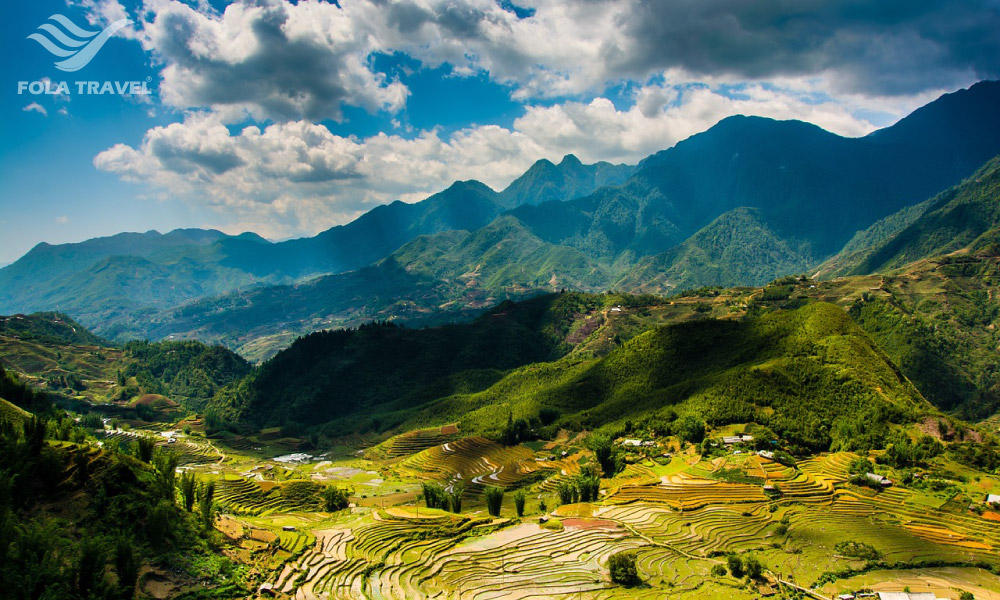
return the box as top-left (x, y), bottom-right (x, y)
top-left (131, 217), bottom-right (613, 360)
top-left (0, 396), bottom-right (31, 424)
top-left (207, 292), bottom-right (935, 455)
top-left (0, 316), bottom-right (250, 412)
top-left (616, 207), bottom-right (815, 293)
top-left (0, 312), bottom-right (107, 346)
top-left (848, 155), bottom-right (1000, 275)
top-left (394, 302), bottom-right (930, 453)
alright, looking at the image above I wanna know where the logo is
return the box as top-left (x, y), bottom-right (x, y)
top-left (27, 14), bottom-right (130, 72)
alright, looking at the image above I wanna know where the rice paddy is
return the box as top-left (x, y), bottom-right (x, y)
top-left (179, 430), bottom-right (1000, 599)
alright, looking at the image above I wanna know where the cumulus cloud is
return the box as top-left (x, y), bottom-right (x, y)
top-left (609, 0), bottom-right (1000, 96)
top-left (78, 0), bottom-right (998, 121)
top-left (22, 103), bottom-right (48, 116)
top-left (94, 81), bottom-right (905, 238)
top-left (127, 0), bottom-right (408, 121)
top-left (84, 0), bottom-right (998, 239)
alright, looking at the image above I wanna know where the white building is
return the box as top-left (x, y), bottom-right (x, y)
top-left (876, 592), bottom-right (945, 600)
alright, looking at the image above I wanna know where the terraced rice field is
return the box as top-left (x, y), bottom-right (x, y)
top-left (268, 511), bottom-right (645, 599)
top-left (397, 436), bottom-right (540, 494)
top-left (223, 444), bottom-right (1000, 600)
top-left (99, 430), bottom-right (222, 465)
top-left (380, 425), bottom-right (461, 458)
top-left (215, 476), bottom-right (324, 516)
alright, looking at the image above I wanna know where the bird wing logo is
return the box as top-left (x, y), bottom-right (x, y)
top-left (27, 14), bottom-right (130, 72)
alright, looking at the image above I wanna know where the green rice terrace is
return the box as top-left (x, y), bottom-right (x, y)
top-left (92, 417), bottom-right (1000, 599)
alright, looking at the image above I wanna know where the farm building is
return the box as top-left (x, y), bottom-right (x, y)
top-left (722, 434), bottom-right (754, 446)
top-left (987, 493), bottom-right (1000, 505)
top-left (865, 473), bottom-right (893, 487)
top-left (757, 450), bottom-right (775, 459)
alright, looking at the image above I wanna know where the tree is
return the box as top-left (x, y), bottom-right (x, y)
top-left (484, 486), bottom-right (504, 517)
top-left (673, 415), bottom-right (706, 444)
top-left (76, 535), bottom-right (107, 597)
top-left (115, 536), bottom-right (139, 600)
top-left (743, 554), bottom-right (763, 579)
top-left (607, 551), bottom-right (639, 585)
top-left (422, 482), bottom-right (446, 509)
top-left (557, 482), bottom-right (575, 505)
top-left (198, 481), bottom-right (216, 530)
top-left (576, 475), bottom-right (600, 502)
top-left (513, 490), bottom-right (526, 517)
top-left (136, 435), bottom-right (156, 463)
top-left (322, 485), bottom-right (350, 512)
top-left (178, 472), bottom-right (197, 512)
top-left (588, 433), bottom-right (622, 476)
top-left (447, 483), bottom-right (464, 513)
top-left (727, 554), bottom-right (744, 578)
top-left (74, 447), bottom-right (89, 486)
top-left (154, 450), bottom-right (178, 503)
top-left (147, 500), bottom-right (173, 547)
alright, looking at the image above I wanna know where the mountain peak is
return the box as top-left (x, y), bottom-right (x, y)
top-left (559, 154), bottom-right (583, 167)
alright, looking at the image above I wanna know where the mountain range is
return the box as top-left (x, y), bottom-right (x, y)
top-left (3, 80), bottom-right (1000, 360)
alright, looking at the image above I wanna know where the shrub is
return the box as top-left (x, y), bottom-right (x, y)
top-left (608, 551), bottom-right (639, 585)
top-left (711, 564), bottom-right (727, 577)
top-left (834, 541), bottom-right (881, 561)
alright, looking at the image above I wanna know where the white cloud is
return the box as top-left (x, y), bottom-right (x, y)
top-left (76, 0), bottom-right (995, 123)
top-left (95, 81), bottom-right (920, 239)
top-left (55, 216), bottom-right (69, 224)
top-left (22, 103), bottom-right (48, 116)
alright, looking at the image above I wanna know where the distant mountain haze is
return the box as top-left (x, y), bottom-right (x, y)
top-left (2, 80), bottom-right (999, 357)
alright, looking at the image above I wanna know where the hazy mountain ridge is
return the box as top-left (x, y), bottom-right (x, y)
top-left (4, 81), bottom-right (1000, 358)
top-left (0, 156), bottom-right (633, 336)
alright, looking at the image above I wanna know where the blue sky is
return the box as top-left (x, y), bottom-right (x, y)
top-left (1, 0), bottom-right (997, 265)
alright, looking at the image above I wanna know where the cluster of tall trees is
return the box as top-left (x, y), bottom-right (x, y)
top-left (421, 482), bottom-right (465, 513)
